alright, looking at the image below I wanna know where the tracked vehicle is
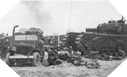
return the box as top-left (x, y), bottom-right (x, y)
top-left (63, 17), bottom-right (127, 59)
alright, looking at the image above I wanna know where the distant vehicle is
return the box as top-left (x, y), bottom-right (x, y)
top-left (5, 25), bottom-right (45, 66)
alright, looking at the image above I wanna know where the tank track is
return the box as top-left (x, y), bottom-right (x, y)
top-left (62, 34), bottom-right (70, 46)
top-left (75, 34), bottom-right (88, 56)
top-left (62, 33), bottom-right (126, 60)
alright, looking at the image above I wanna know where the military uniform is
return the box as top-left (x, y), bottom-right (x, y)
top-left (43, 51), bottom-right (49, 66)
top-left (1, 38), bottom-right (10, 60)
top-left (47, 49), bottom-right (58, 65)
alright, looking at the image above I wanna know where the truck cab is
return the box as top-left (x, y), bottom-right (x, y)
top-left (5, 26), bottom-right (44, 66)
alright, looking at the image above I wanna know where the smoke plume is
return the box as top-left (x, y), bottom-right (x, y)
top-left (21, 0), bottom-right (52, 26)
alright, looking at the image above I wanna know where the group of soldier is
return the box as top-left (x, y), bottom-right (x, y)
top-left (38, 35), bottom-right (126, 67)
top-left (41, 44), bottom-right (100, 69)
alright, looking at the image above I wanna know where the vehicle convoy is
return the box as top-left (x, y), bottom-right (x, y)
top-left (63, 17), bottom-right (127, 60)
top-left (5, 25), bottom-right (45, 66)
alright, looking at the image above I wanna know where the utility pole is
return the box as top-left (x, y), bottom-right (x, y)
top-left (67, 0), bottom-right (73, 33)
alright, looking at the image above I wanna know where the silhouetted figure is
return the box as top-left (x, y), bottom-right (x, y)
top-left (0, 38), bottom-right (10, 60)
top-left (43, 50), bottom-right (49, 66)
top-left (44, 48), bottom-right (58, 66)
top-left (117, 16), bottom-right (126, 24)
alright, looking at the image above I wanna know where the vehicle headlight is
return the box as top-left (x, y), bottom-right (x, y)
top-left (12, 46), bottom-right (16, 51)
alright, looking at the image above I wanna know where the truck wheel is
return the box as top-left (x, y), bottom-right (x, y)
top-left (5, 53), bottom-right (10, 65)
top-left (32, 52), bottom-right (41, 66)
top-left (5, 53), bottom-right (14, 66)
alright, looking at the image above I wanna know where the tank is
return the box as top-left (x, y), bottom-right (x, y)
top-left (63, 17), bottom-right (127, 60)
top-left (86, 17), bottom-right (127, 34)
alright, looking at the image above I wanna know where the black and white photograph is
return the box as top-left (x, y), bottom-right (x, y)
top-left (0, 0), bottom-right (126, 77)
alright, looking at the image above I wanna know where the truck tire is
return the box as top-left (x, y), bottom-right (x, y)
top-left (5, 53), bottom-right (15, 66)
top-left (5, 53), bottom-right (10, 65)
top-left (32, 52), bottom-right (41, 66)
top-left (5, 53), bottom-right (12, 66)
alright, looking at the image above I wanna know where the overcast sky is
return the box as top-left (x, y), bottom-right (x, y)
top-left (0, 0), bottom-right (122, 36)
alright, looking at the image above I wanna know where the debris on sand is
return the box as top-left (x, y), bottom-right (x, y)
top-left (56, 61), bottom-right (74, 68)
top-left (12, 59), bottom-right (124, 77)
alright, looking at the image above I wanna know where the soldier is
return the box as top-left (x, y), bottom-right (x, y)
top-left (42, 50), bottom-right (49, 66)
top-left (58, 47), bottom-right (71, 61)
top-left (47, 48), bottom-right (59, 65)
top-left (58, 51), bottom-right (69, 61)
top-left (117, 16), bottom-right (126, 24)
top-left (0, 38), bottom-right (10, 60)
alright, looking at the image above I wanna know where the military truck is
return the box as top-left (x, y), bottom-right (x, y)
top-left (5, 25), bottom-right (45, 66)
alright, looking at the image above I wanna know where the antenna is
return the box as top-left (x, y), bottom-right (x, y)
top-left (67, 0), bottom-right (73, 33)
top-left (98, 3), bottom-right (100, 23)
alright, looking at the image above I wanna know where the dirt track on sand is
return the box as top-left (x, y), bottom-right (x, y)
top-left (12, 59), bottom-right (125, 77)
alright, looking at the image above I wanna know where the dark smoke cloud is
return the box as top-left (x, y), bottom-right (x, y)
top-left (21, 0), bottom-right (52, 26)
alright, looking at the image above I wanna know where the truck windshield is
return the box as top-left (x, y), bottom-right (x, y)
top-left (15, 35), bottom-right (38, 41)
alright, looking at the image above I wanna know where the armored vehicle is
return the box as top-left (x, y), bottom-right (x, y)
top-left (5, 25), bottom-right (45, 66)
top-left (63, 17), bottom-right (127, 60)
